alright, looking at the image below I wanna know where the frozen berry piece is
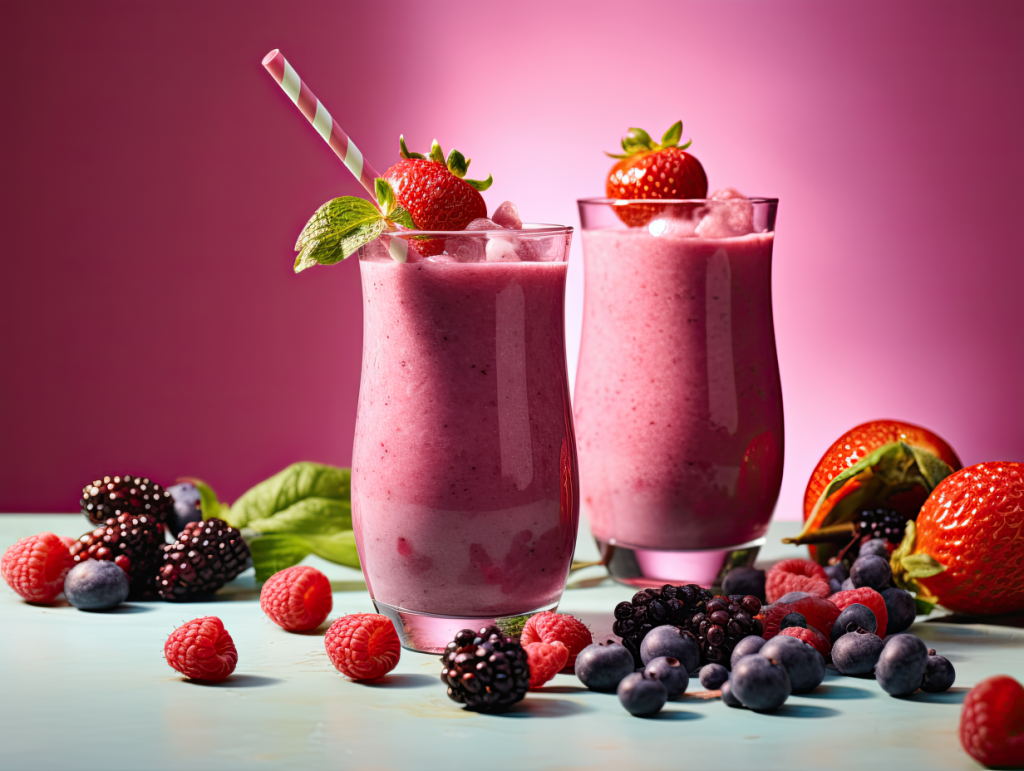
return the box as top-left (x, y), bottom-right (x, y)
top-left (64, 560), bottom-right (129, 610)
top-left (731, 654), bottom-right (791, 711)
top-left (831, 628), bottom-right (884, 675)
top-left (645, 656), bottom-right (689, 697)
top-left (766, 559), bottom-right (830, 604)
top-left (761, 635), bottom-right (825, 693)
top-left (921, 650), bottom-right (955, 693)
top-left (831, 603), bottom-right (877, 644)
top-left (640, 625), bottom-right (700, 672)
top-left (721, 678), bottom-right (743, 708)
top-left (491, 201), bottom-right (522, 229)
top-left (780, 612), bottom-right (807, 630)
top-left (730, 635), bottom-right (767, 668)
top-left (875, 634), bottom-right (928, 696)
top-left (617, 672), bottom-right (667, 717)
top-left (260, 565), bottom-right (332, 632)
top-left (526, 641), bottom-right (569, 689)
top-left (850, 555), bottom-right (892, 591)
top-left (1, 532), bottom-right (74, 604)
top-left (859, 538), bottom-right (891, 559)
top-left (575, 641), bottom-right (636, 692)
top-left (881, 587), bottom-right (917, 635)
top-left (326, 614), bottom-right (401, 681)
top-left (722, 567), bottom-right (766, 601)
top-left (960, 675), bottom-right (1024, 768)
top-left (699, 663), bottom-right (729, 690)
top-left (779, 626), bottom-right (831, 659)
top-left (830, 587), bottom-right (888, 638)
top-left (165, 616), bottom-right (237, 682)
top-left (520, 611), bottom-right (592, 674)
top-left (166, 483), bottom-right (203, 537)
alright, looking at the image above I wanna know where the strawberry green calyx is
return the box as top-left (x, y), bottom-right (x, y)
top-left (605, 120), bottom-right (693, 159)
top-left (890, 520), bottom-right (946, 602)
top-left (398, 136), bottom-right (493, 191)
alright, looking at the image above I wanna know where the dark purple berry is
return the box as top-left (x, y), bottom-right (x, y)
top-left (831, 628), bottom-right (884, 675)
top-left (921, 651), bottom-right (955, 693)
top-left (875, 634), bottom-right (928, 696)
top-left (617, 672), bottom-right (667, 716)
top-left (645, 656), bottom-right (689, 697)
top-left (731, 654), bottom-right (791, 711)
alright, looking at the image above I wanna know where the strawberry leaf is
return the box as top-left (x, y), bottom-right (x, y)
top-left (464, 174), bottom-right (493, 192)
top-left (293, 196), bottom-right (385, 273)
top-left (399, 134), bottom-right (425, 160)
top-left (902, 553), bottom-right (947, 579)
top-left (446, 149), bottom-right (468, 178)
top-left (429, 139), bottom-right (445, 165)
top-left (389, 206), bottom-right (415, 229)
top-left (621, 127), bottom-right (656, 155)
top-left (914, 597), bottom-right (935, 615)
top-left (660, 120), bottom-right (683, 148)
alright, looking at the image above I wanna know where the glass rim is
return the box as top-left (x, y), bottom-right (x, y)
top-left (387, 222), bottom-right (573, 238)
top-left (578, 197), bottom-right (778, 206)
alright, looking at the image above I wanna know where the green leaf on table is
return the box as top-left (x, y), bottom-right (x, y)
top-left (293, 196), bottom-right (385, 273)
top-left (227, 462), bottom-right (350, 529)
top-left (248, 531), bottom-right (359, 582)
top-left (177, 476), bottom-right (231, 521)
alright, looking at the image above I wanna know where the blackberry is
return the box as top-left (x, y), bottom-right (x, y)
top-left (612, 583), bottom-right (717, 667)
top-left (80, 475), bottom-right (174, 527)
top-left (440, 626), bottom-right (530, 712)
top-left (853, 507), bottom-right (908, 545)
top-left (681, 594), bottom-right (763, 666)
top-left (156, 518), bottom-right (250, 601)
top-left (70, 512), bottom-right (166, 598)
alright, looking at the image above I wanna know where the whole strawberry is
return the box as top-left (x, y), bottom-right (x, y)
top-left (960, 675), bottom-right (1024, 768)
top-left (605, 121), bottom-right (708, 227)
top-left (382, 136), bottom-right (492, 255)
top-left (892, 462), bottom-right (1024, 615)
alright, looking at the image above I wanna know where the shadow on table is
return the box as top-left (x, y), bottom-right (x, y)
top-left (187, 675), bottom-right (285, 689)
top-left (494, 698), bottom-right (592, 718)
top-left (925, 612), bottom-right (1024, 629)
top-left (648, 709), bottom-right (704, 721)
top-left (801, 684), bottom-right (873, 700)
top-left (538, 686), bottom-right (591, 695)
top-left (363, 674), bottom-right (437, 690)
top-left (758, 704), bottom-right (840, 718)
top-left (103, 603), bottom-right (154, 614)
top-left (902, 687), bottom-right (968, 705)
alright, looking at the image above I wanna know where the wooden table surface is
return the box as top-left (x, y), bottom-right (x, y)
top-left (1, 514), bottom-right (1015, 771)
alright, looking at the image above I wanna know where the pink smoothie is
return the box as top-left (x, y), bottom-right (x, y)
top-left (351, 255), bottom-right (578, 618)
top-left (574, 228), bottom-right (783, 551)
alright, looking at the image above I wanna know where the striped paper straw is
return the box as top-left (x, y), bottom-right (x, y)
top-left (262, 49), bottom-right (380, 196)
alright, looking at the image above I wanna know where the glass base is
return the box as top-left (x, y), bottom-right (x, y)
top-left (372, 600), bottom-right (559, 654)
top-left (595, 537), bottom-right (764, 589)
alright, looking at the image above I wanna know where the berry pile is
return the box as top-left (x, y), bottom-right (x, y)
top-left (853, 507), bottom-right (908, 545)
top-left (441, 626), bottom-right (531, 713)
top-left (70, 512), bottom-right (166, 598)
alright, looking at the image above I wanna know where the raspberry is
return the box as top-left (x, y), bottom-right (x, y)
top-left (1, 532), bottom-right (74, 603)
top-left (766, 559), bottom-right (830, 604)
top-left (760, 596), bottom-right (841, 641)
top-left (830, 587), bottom-right (888, 638)
top-left (960, 675), bottom-right (1024, 768)
top-left (260, 565), bottom-right (332, 632)
top-left (520, 612), bottom-right (593, 674)
top-left (164, 616), bottom-right (238, 682)
top-left (525, 641), bottom-right (569, 690)
top-left (325, 614), bottom-right (401, 681)
top-left (779, 625), bottom-right (831, 657)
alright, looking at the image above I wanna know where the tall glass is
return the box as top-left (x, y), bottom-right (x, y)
top-left (351, 226), bottom-right (578, 652)
top-left (574, 198), bottom-right (783, 587)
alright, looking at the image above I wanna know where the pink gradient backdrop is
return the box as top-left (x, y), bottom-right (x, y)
top-left (2, 1), bottom-right (1022, 518)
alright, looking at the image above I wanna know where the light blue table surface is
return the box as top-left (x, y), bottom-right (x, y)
top-left (1, 514), bottom-right (1017, 771)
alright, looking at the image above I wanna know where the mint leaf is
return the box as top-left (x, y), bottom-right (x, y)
top-left (375, 177), bottom-right (396, 213)
top-left (294, 196), bottom-right (384, 273)
top-left (228, 462), bottom-right (350, 529)
top-left (247, 531), bottom-right (359, 582)
top-left (390, 206), bottom-right (415, 229)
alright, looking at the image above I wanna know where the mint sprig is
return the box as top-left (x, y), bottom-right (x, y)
top-left (293, 178), bottom-right (412, 273)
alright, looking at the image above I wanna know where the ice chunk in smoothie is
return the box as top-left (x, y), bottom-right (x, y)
top-left (444, 218), bottom-right (499, 261)
top-left (695, 188), bottom-right (755, 239)
top-left (492, 201), bottom-right (523, 229)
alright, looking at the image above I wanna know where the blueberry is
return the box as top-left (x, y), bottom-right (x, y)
top-left (617, 672), bottom-right (668, 716)
top-left (824, 563), bottom-right (848, 583)
top-left (167, 482), bottom-right (203, 537)
top-left (831, 628), bottom-right (884, 675)
top-left (731, 654), bottom-right (791, 711)
top-left (760, 635), bottom-right (825, 693)
top-left (575, 642), bottom-right (636, 692)
top-left (850, 555), bottom-right (892, 591)
top-left (640, 625), bottom-right (700, 672)
top-left (63, 560), bottom-right (129, 611)
top-left (859, 539), bottom-right (890, 560)
top-left (720, 678), bottom-right (743, 708)
top-left (828, 578), bottom-right (843, 595)
top-left (775, 591), bottom-right (811, 605)
top-left (730, 634), bottom-right (767, 668)
top-left (722, 566), bottom-right (766, 602)
top-left (875, 634), bottom-right (929, 695)
top-left (645, 656), bottom-right (689, 697)
top-left (920, 650), bottom-right (955, 693)
top-left (830, 603), bottom-right (877, 644)
top-left (780, 612), bottom-right (807, 630)
top-left (841, 577), bottom-right (855, 591)
top-left (699, 663), bottom-right (729, 690)
top-left (881, 587), bottom-right (917, 634)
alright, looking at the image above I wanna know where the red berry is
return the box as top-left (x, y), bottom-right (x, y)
top-left (1, 532), bottom-right (74, 603)
top-left (960, 675), bottom-right (1024, 768)
top-left (760, 596), bottom-right (841, 641)
top-left (765, 558), bottom-right (831, 604)
top-left (260, 565), bottom-right (332, 632)
top-left (830, 587), bottom-right (888, 638)
top-left (164, 616), bottom-right (237, 682)
top-left (520, 612), bottom-right (593, 674)
top-left (525, 641), bottom-right (569, 690)
top-left (325, 614), bottom-right (401, 681)
top-left (779, 625), bottom-right (831, 658)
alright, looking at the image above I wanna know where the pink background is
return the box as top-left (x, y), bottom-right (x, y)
top-left (2, 1), bottom-right (1022, 518)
